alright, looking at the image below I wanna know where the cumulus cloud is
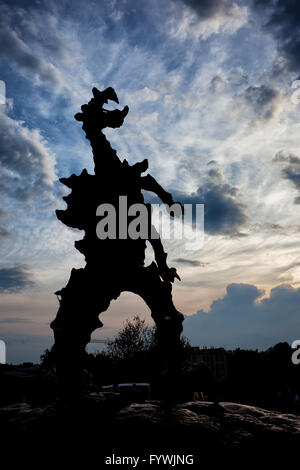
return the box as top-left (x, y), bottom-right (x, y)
top-left (0, 264), bottom-right (34, 293)
top-left (174, 163), bottom-right (247, 235)
top-left (184, 282), bottom-right (300, 349)
top-left (0, 111), bottom-right (57, 204)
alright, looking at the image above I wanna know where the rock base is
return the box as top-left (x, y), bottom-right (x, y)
top-left (1, 395), bottom-right (299, 465)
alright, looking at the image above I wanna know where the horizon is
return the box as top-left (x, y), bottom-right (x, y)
top-left (2, 338), bottom-right (294, 366)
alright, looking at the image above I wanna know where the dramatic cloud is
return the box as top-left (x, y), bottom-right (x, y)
top-left (173, 0), bottom-right (248, 39)
top-left (182, 0), bottom-right (243, 19)
top-left (274, 151), bottom-right (300, 204)
top-left (0, 206), bottom-right (10, 242)
top-left (253, 0), bottom-right (300, 72)
top-left (0, 224), bottom-right (10, 240)
top-left (282, 166), bottom-right (300, 204)
top-left (174, 164), bottom-right (247, 235)
top-left (184, 282), bottom-right (300, 349)
top-left (0, 111), bottom-right (57, 203)
top-left (0, 0), bottom-right (299, 362)
top-left (242, 84), bottom-right (281, 121)
top-left (273, 151), bottom-right (300, 165)
top-left (0, 24), bottom-right (64, 89)
top-left (0, 264), bottom-right (34, 293)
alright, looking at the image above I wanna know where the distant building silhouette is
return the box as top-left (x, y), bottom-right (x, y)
top-left (188, 347), bottom-right (229, 381)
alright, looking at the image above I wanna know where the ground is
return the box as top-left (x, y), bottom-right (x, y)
top-left (1, 394), bottom-right (300, 466)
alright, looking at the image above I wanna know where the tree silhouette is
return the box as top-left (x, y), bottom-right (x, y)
top-left (105, 315), bottom-right (157, 362)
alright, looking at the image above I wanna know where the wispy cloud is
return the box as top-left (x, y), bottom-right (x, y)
top-left (0, 21), bottom-right (65, 90)
top-left (173, 258), bottom-right (206, 267)
top-left (0, 264), bottom-right (34, 293)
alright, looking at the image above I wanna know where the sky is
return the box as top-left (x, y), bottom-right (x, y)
top-left (0, 0), bottom-right (300, 363)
